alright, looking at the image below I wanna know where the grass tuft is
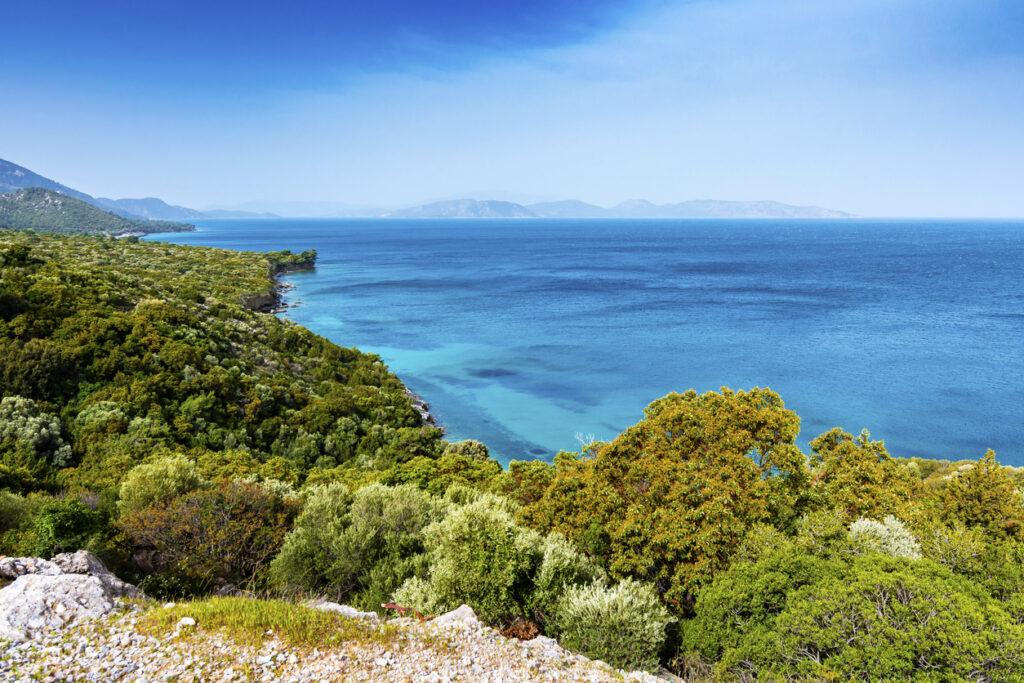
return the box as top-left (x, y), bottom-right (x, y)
top-left (138, 597), bottom-right (400, 649)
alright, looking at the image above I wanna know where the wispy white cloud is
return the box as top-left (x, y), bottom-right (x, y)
top-left (2, 0), bottom-right (1021, 215)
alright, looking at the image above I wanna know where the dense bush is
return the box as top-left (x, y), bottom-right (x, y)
top-left (556, 578), bottom-right (673, 672)
top-left (0, 395), bottom-right (71, 468)
top-left (21, 496), bottom-right (101, 557)
top-left (422, 496), bottom-right (544, 623)
top-left (685, 551), bottom-right (1024, 681)
top-left (530, 532), bottom-right (604, 627)
top-left (848, 515), bottom-right (921, 559)
top-left (942, 449), bottom-right (1023, 538)
top-left (0, 231), bottom-right (445, 498)
top-left (117, 455), bottom-right (205, 516)
top-left (271, 483), bottom-right (444, 610)
top-left (808, 427), bottom-right (920, 521)
top-left (522, 387), bottom-right (809, 605)
top-left (120, 479), bottom-right (298, 590)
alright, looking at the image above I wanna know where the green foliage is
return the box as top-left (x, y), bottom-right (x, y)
top-left (422, 497), bottom-right (544, 624)
top-left (942, 449), bottom-right (1024, 539)
top-left (0, 187), bottom-right (192, 235)
top-left (0, 395), bottom-right (71, 467)
top-left (522, 387), bottom-right (809, 605)
top-left (917, 521), bottom-right (987, 576)
top-left (848, 515), bottom-right (922, 559)
top-left (0, 230), bottom-right (442, 497)
top-left (271, 483), bottom-right (443, 610)
top-left (265, 249), bottom-right (317, 275)
top-left (556, 578), bottom-right (674, 672)
top-left (23, 496), bottom-right (101, 557)
top-left (117, 455), bottom-right (205, 516)
top-left (382, 451), bottom-right (503, 496)
top-left (809, 427), bottom-right (920, 521)
top-left (391, 575), bottom-right (445, 616)
top-left (120, 479), bottom-right (298, 590)
top-left (685, 550), bottom-right (1024, 681)
top-left (441, 439), bottom-right (490, 460)
top-left (530, 532), bottom-right (605, 629)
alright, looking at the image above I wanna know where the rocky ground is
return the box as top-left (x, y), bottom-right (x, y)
top-left (1, 602), bottom-right (661, 682)
top-left (0, 553), bottom-right (666, 682)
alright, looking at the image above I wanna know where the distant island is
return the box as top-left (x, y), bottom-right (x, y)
top-left (2, 157), bottom-right (854, 221)
top-left (383, 197), bottom-right (855, 219)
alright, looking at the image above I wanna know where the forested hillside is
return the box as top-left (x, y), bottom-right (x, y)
top-left (2, 230), bottom-right (1023, 680)
top-left (0, 188), bottom-right (193, 235)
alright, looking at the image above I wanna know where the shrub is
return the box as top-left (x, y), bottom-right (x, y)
top-left (917, 521), bottom-right (986, 575)
top-left (391, 576), bottom-right (445, 616)
top-left (809, 428), bottom-right (920, 521)
top-left (0, 395), bottom-right (71, 467)
top-left (271, 483), bottom-right (443, 610)
top-left (733, 522), bottom-right (790, 563)
top-left (423, 497), bottom-right (543, 624)
top-left (685, 550), bottom-right (1024, 681)
top-left (848, 515), bottom-right (921, 559)
top-left (24, 496), bottom-right (101, 556)
top-left (530, 532), bottom-right (604, 628)
top-left (794, 508), bottom-right (850, 557)
top-left (117, 455), bottom-right (205, 516)
top-left (682, 549), bottom-right (835, 671)
top-left (442, 439), bottom-right (490, 460)
top-left (771, 557), bottom-right (1024, 681)
top-left (556, 578), bottom-right (674, 672)
top-left (121, 479), bottom-right (298, 589)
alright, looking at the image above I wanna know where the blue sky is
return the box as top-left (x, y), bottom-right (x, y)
top-left (2, 0), bottom-right (1022, 216)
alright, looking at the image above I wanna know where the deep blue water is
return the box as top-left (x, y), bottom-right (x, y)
top-left (148, 219), bottom-right (1024, 467)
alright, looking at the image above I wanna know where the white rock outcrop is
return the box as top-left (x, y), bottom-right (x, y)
top-left (50, 550), bottom-right (144, 599)
top-left (0, 574), bottom-right (113, 642)
top-left (0, 556), bottom-right (62, 579)
top-left (429, 604), bottom-right (480, 628)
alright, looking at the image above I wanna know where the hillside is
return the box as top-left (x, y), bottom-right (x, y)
top-left (0, 159), bottom-right (95, 203)
top-left (0, 188), bottom-right (193, 235)
top-left (0, 158), bottom-right (229, 221)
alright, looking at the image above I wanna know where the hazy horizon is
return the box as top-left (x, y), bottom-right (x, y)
top-left (2, 0), bottom-right (1022, 217)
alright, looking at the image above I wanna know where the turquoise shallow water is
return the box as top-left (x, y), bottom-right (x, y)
top-left (148, 218), bottom-right (1024, 466)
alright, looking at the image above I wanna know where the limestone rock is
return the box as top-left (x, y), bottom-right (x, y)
top-left (430, 604), bottom-right (479, 628)
top-left (0, 574), bottom-right (114, 641)
top-left (50, 550), bottom-right (145, 599)
top-left (0, 556), bottom-right (62, 579)
top-left (310, 601), bottom-right (380, 621)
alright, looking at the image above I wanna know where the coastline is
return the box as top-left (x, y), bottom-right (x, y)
top-left (273, 267), bottom-right (442, 431)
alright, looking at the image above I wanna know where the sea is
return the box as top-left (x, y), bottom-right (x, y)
top-left (146, 218), bottom-right (1024, 467)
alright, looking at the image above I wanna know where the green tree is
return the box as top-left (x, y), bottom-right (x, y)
top-left (522, 387), bottom-right (809, 605)
top-left (942, 449), bottom-right (1023, 539)
top-left (809, 427), bottom-right (919, 521)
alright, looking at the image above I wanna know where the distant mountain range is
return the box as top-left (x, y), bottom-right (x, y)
top-left (2, 157), bottom-right (855, 222)
top-left (0, 158), bottom-right (275, 221)
top-left (0, 188), bottom-right (194, 235)
top-left (384, 198), bottom-right (855, 219)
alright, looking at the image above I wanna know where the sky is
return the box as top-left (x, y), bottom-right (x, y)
top-left (1, 0), bottom-right (1023, 216)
